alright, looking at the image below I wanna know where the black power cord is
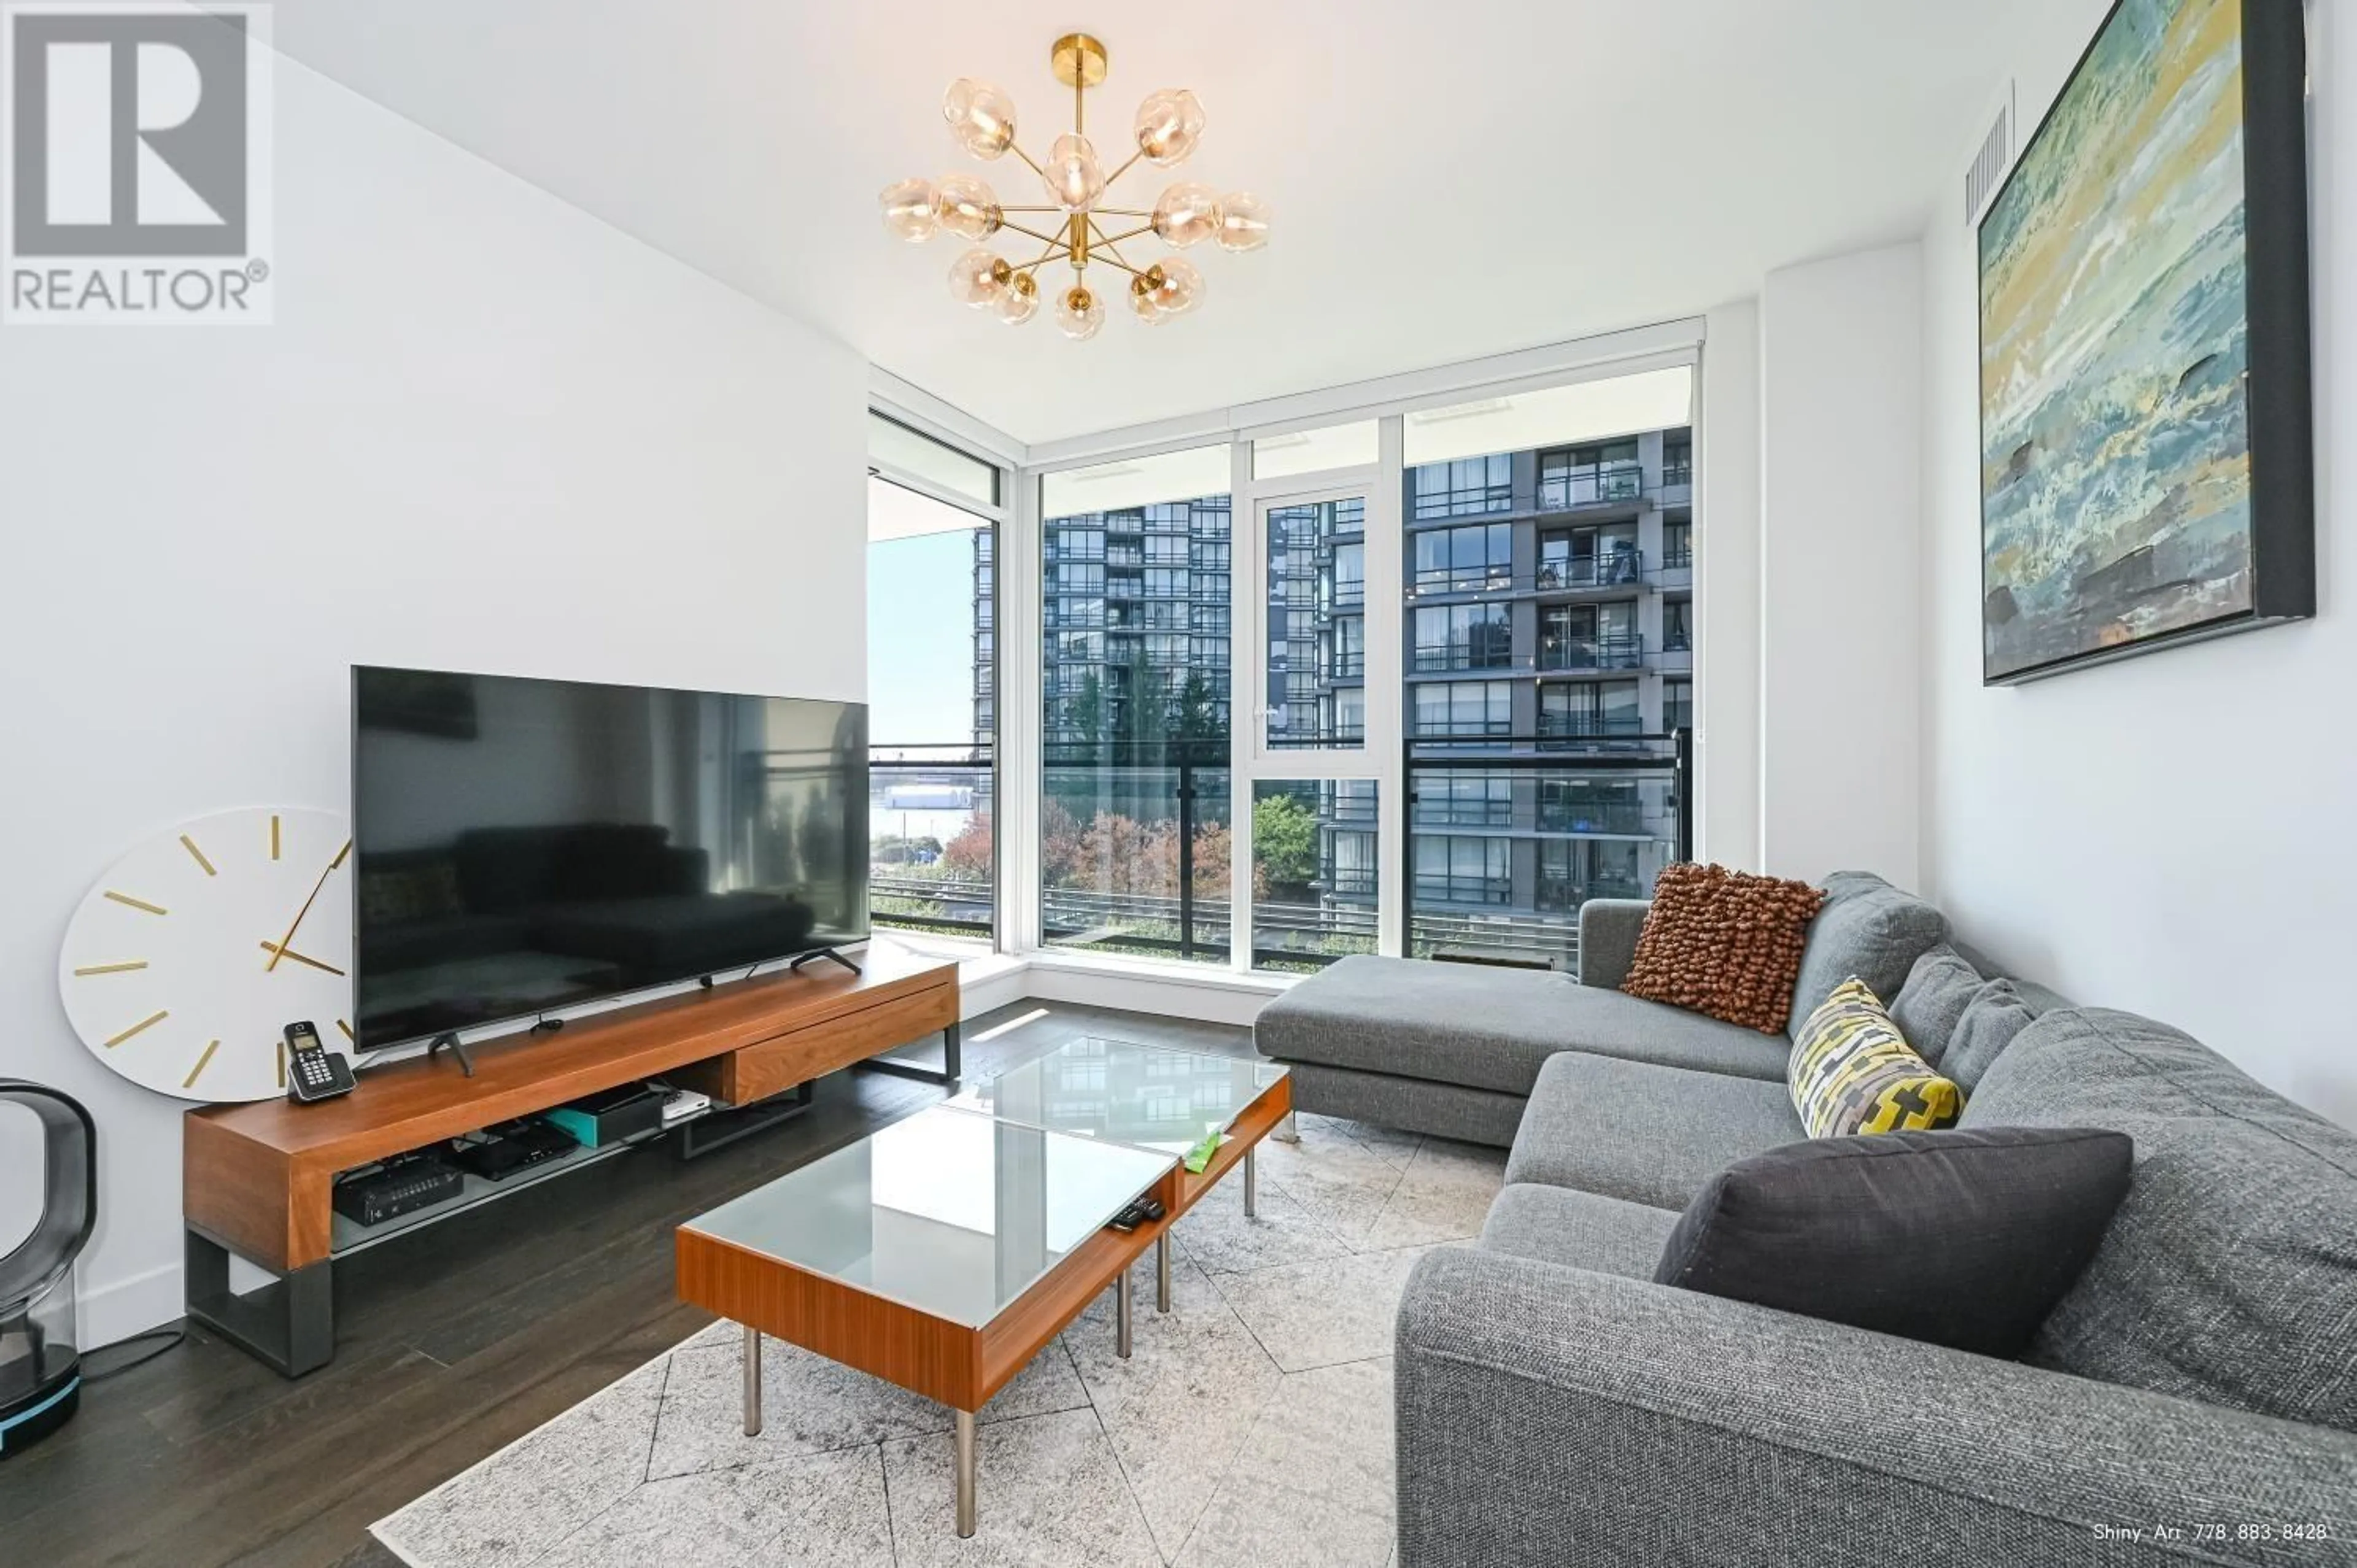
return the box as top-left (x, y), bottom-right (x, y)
top-left (82, 1325), bottom-right (186, 1383)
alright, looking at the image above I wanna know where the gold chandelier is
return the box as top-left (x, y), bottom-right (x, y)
top-left (878, 33), bottom-right (1268, 339)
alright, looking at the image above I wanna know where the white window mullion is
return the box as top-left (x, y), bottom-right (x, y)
top-left (1002, 469), bottom-right (1043, 956)
top-left (1372, 415), bottom-right (1407, 958)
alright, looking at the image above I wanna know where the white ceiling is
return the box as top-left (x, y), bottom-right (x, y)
top-left (269, 0), bottom-right (2033, 446)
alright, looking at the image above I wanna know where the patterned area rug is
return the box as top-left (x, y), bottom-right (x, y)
top-left (370, 1113), bottom-right (1505, 1567)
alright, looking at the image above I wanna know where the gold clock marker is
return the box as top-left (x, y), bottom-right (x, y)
top-left (335, 1019), bottom-right (354, 1041)
top-left (105, 1010), bottom-right (169, 1048)
top-left (184, 1039), bottom-right (222, 1088)
top-left (180, 835), bottom-right (217, 876)
top-left (276, 1040), bottom-right (287, 1090)
top-left (270, 815), bottom-right (282, 860)
top-left (74, 960), bottom-right (148, 976)
top-left (104, 890), bottom-right (168, 916)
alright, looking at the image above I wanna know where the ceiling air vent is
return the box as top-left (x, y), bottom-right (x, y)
top-left (1965, 85), bottom-right (2016, 225)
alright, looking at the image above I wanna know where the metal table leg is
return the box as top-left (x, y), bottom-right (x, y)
top-left (1244, 1146), bottom-right (1258, 1218)
top-left (743, 1325), bottom-right (762, 1436)
top-left (1155, 1234), bottom-right (1171, 1313)
top-left (1116, 1267), bottom-right (1133, 1359)
top-left (954, 1409), bottom-right (978, 1538)
top-left (1273, 1110), bottom-right (1301, 1143)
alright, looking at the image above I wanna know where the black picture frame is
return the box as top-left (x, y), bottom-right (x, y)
top-left (1977, 0), bottom-right (2313, 686)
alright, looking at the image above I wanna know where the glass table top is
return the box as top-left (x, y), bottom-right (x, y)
top-left (948, 1037), bottom-right (1289, 1157)
top-left (681, 1105), bottom-right (1174, 1328)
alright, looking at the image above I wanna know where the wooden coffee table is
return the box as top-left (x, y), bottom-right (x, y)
top-left (675, 1038), bottom-right (1290, 1537)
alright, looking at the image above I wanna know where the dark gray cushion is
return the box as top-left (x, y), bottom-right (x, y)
top-left (1962, 1007), bottom-right (2357, 1434)
top-left (1941, 978), bottom-right (2040, 1091)
top-left (1255, 954), bottom-right (1787, 1099)
top-left (1479, 1182), bottom-right (1680, 1280)
top-left (1655, 1127), bottom-right (2134, 1358)
top-left (1504, 1051), bottom-right (1806, 1208)
top-left (1890, 943), bottom-right (1982, 1068)
top-left (1786, 872), bottom-right (1949, 1041)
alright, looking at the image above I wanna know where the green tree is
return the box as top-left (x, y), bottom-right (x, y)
top-left (1252, 791), bottom-right (1321, 896)
top-left (1173, 671), bottom-right (1225, 741)
top-left (1060, 671), bottom-right (1107, 743)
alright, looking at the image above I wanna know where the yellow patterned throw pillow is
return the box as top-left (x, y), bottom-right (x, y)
top-left (1789, 978), bottom-right (1962, 1138)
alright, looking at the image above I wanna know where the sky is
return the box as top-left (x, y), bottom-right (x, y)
top-left (867, 527), bottom-right (980, 749)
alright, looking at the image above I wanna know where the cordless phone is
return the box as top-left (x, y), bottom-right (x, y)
top-left (284, 1019), bottom-right (357, 1103)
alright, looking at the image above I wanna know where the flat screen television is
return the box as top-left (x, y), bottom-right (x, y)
top-left (350, 666), bottom-right (869, 1051)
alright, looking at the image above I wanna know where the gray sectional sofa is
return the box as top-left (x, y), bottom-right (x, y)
top-left (1253, 873), bottom-right (2357, 1567)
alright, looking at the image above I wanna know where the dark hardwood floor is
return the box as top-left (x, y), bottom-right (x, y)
top-left (1, 1000), bottom-right (1253, 1568)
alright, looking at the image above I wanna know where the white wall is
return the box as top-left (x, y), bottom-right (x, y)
top-left (1921, 0), bottom-right (2357, 1124)
top-left (1698, 299), bottom-right (1763, 871)
top-left (0, 55), bottom-right (867, 1342)
top-left (1760, 244), bottom-right (1926, 887)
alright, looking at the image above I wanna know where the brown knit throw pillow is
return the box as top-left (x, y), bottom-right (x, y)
top-left (1621, 863), bottom-right (1825, 1034)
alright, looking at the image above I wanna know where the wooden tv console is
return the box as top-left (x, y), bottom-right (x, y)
top-left (182, 948), bottom-right (960, 1376)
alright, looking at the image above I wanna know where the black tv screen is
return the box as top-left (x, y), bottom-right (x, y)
top-left (351, 666), bottom-right (869, 1049)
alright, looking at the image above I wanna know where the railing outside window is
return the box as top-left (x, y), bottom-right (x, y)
top-left (1538, 463), bottom-right (1646, 510)
top-left (1403, 732), bottom-right (1692, 970)
top-left (1539, 633), bottom-right (1646, 672)
top-left (869, 743), bottom-right (996, 942)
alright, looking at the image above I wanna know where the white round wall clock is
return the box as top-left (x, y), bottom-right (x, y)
top-left (59, 807), bottom-right (356, 1103)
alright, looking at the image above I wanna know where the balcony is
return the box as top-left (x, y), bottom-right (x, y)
top-left (1413, 798), bottom-right (1515, 830)
top-left (1662, 459), bottom-right (1693, 488)
top-left (1405, 733), bottom-right (1692, 968)
top-left (1539, 633), bottom-right (1645, 673)
top-left (1650, 637), bottom-right (1693, 674)
top-left (1536, 800), bottom-right (1651, 836)
top-left (1323, 651), bottom-right (1366, 680)
top-left (869, 743), bottom-right (996, 943)
top-left (1535, 552), bottom-right (1646, 593)
top-left (1409, 565), bottom-right (1515, 598)
top-left (1411, 644), bottom-right (1517, 676)
top-left (1538, 713), bottom-right (1644, 748)
top-left (1538, 463), bottom-right (1646, 512)
top-left (1045, 541), bottom-right (1106, 564)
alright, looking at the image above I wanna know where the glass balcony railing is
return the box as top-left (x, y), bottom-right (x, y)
top-left (1042, 739), bottom-right (1232, 967)
top-left (1536, 800), bottom-right (1651, 836)
top-left (1539, 634), bottom-right (1646, 672)
top-left (1411, 643), bottom-right (1517, 675)
top-left (1404, 732), bottom-right (1692, 971)
top-left (869, 743), bottom-right (996, 943)
top-left (1662, 460), bottom-right (1693, 488)
top-left (1409, 565), bottom-right (1515, 597)
top-left (1538, 463), bottom-right (1646, 510)
top-left (1538, 713), bottom-right (1644, 746)
top-left (1536, 552), bottom-right (1645, 591)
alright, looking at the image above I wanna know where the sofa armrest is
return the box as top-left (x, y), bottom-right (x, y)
top-left (1575, 898), bottom-right (1649, 989)
top-left (1396, 1247), bottom-right (2357, 1568)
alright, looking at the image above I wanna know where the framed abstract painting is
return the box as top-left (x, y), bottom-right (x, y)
top-left (1978, 0), bottom-right (2313, 684)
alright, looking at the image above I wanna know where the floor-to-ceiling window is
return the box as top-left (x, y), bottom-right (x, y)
top-left (1398, 373), bottom-right (1695, 966)
top-left (1005, 362), bottom-right (1698, 980)
top-left (1037, 447), bottom-right (1233, 963)
top-left (865, 414), bottom-right (1002, 945)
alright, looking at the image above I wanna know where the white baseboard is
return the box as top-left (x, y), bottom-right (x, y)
top-left (79, 1259), bottom-right (185, 1347)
